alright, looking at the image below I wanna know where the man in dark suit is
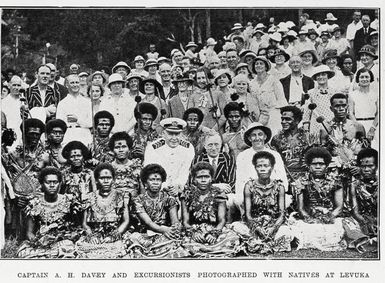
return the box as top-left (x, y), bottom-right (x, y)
top-left (26, 65), bottom-right (59, 122)
top-left (353, 15), bottom-right (376, 58)
top-left (280, 55), bottom-right (314, 106)
top-left (46, 63), bottom-right (68, 102)
top-left (191, 132), bottom-right (238, 221)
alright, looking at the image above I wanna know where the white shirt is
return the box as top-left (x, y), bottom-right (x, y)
top-left (370, 19), bottom-right (379, 31)
top-left (99, 92), bottom-right (137, 133)
top-left (144, 138), bottom-right (195, 189)
top-left (56, 93), bottom-right (93, 145)
top-left (346, 20), bottom-right (363, 41)
top-left (319, 23), bottom-right (339, 33)
top-left (326, 37), bottom-right (350, 55)
top-left (235, 147), bottom-right (288, 198)
top-left (1, 94), bottom-right (23, 145)
top-left (289, 75), bottom-right (304, 104)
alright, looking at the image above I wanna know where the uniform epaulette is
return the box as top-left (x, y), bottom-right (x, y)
top-left (152, 138), bottom-right (166, 149)
top-left (179, 139), bottom-right (190, 148)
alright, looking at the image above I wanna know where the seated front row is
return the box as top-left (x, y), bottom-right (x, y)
top-left (18, 146), bottom-right (378, 258)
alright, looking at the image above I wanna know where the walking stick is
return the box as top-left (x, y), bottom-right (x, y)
top-left (91, 94), bottom-right (96, 156)
top-left (202, 68), bottom-right (224, 143)
top-left (19, 95), bottom-right (27, 168)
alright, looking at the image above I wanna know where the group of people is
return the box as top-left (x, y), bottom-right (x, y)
top-left (1, 9), bottom-right (378, 258)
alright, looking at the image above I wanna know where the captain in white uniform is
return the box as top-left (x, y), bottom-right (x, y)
top-left (144, 118), bottom-right (195, 196)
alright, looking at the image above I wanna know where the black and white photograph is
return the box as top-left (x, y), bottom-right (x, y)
top-left (0, 2), bottom-right (382, 282)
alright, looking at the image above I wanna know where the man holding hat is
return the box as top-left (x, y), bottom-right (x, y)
top-left (143, 117), bottom-right (195, 196)
top-left (26, 65), bottom-right (57, 122)
top-left (130, 102), bottom-right (159, 161)
top-left (99, 73), bottom-right (137, 133)
top-left (41, 118), bottom-right (67, 168)
top-left (234, 122), bottom-right (288, 213)
top-left (56, 74), bottom-right (93, 146)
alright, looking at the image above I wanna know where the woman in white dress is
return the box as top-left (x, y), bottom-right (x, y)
top-left (349, 68), bottom-right (378, 150)
top-left (249, 56), bottom-right (288, 136)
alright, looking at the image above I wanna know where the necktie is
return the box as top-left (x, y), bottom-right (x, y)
top-left (211, 158), bottom-right (217, 174)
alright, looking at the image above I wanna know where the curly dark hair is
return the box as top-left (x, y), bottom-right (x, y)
top-left (183, 107), bottom-right (204, 124)
top-left (280, 106), bottom-right (303, 122)
top-left (94, 110), bottom-right (115, 128)
top-left (357, 148), bottom-right (378, 167)
top-left (38, 167), bottom-right (62, 184)
top-left (304, 147), bottom-right (332, 166)
top-left (252, 151), bottom-right (276, 167)
top-left (191, 161), bottom-right (214, 179)
top-left (108, 131), bottom-right (133, 151)
top-left (140, 163), bottom-right (167, 183)
top-left (94, 163), bottom-right (116, 179)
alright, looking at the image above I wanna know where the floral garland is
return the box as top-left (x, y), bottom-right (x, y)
top-left (185, 185), bottom-right (220, 224)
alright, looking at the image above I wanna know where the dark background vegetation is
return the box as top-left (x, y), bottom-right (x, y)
top-left (1, 8), bottom-right (377, 75)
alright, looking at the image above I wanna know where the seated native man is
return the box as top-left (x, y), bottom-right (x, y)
top-left (61, 141), bottom-right (96, 203)
top-left (109, 132), bottom-right (143, 201)
top-left (343, 148), bottom-right (378, 253)
top-left (191, 132), bottom-right (237, 221)
top-left (144, 118), bottom-right (195, 197)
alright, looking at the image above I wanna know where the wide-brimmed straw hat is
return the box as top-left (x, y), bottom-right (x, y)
top-left (243, 122), bottom-right (272, 146)
top-left (311, 65), bottom-right (335, 80)
top-left (107, 73), bottom-right (126, 87)
top-left (112, 61), bottom-right (131, 74)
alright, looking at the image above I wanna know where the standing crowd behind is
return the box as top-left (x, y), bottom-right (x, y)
top-left (0, 10), bottom-right (379, 258)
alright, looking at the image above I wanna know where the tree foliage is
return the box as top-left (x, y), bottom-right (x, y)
top-left (1, 8), bottom-right (377, 73)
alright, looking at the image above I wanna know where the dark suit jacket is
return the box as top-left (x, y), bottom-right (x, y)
top-left (353, 27), bottom-right (376, 57)
top-left (280, 74), bottom-right (315, 105)
top-left (168, 95), bottom-right (187, 119)
top-left (191, 152), bottom-right (236, 193)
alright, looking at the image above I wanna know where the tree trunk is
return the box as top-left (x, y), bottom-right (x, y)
top-left (197, 23), bottom-right (202, 44)
top-left (238, 10), bottom-right (243, 23)
top-left (205, 10), bottom-right (211, 39)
